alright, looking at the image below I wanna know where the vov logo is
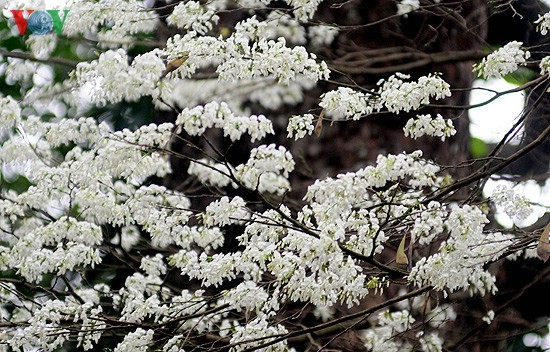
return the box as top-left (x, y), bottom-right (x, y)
top-left (10, 10), bottom-right (70, 36)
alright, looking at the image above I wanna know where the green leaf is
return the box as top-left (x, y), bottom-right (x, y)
top-left (1, 174), bottom-right (33, 193)
top-left (503, 67), bottom-right (537, 86)
top-left (470, 137), bottom-right (489, 158)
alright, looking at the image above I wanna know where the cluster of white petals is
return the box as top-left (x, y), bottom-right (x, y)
top-left (230, 317), bottom-right (289, 351)
top-left (10, 300), bottom-right (105, 351)
top-left (319, 74), bottom-right (451, 120)
top-left (167, 1), bottom-right (220, 35)
top-left (235, 144), bottom-right (295, 194)
top-left (73, 49), bottom-right (165, 105)
top-left (397, 0), bottom-right (420, 16)
top-left (114, 328), bottom-right (154, 352)
top-left (188, 158), bottom-right (236, 188)
top-left (176, 101), bottom-right (274, 141)
top-left (217, 37), bottom-right (330, 84)
top-left (287, 113), bottom-right (315, 139)
top-left (285, 0), bottom-right (324, 20)
top-left (161, 24), bottom-right (330, 84)
top-left (63, 0), bottom-right (159, 42)
top-left (540, 56), bottom-right (550, 75)
top-left (363, 310), bottom-right (415, 351)
top-left (491, 184), bottom-right (533, 221)
top-left (363, 310), bottom-right (445, 352)
top-left (308, 25), bottom-right (339, 47)
top-left (473, 41), bottom-right (530, 79)
top-left (320, 87), bottom-right (379, 120)
top-left (26, 33), bottom-right (57, 60)
top-left (404, 113), bottom-right (456, 141)
top-left (409, 205), bottom-right (515, 295)
top-left (203, 196), bottom-right (250, 227)
top-left (535, 11), bottom-right (550, 35)
top-left (378, 73), bottom-right (451, 113)
top-left (264, 11), bottom-right (307, 44)
top-left (0, 96), bottom-right (21, 130)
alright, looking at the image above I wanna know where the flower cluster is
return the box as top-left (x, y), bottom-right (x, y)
top-left (286, 0), bottom-right (324, 20)
top-left (235, 144), bottom-right (295, 194)
top-left (473, 41), bottom-right (530, 79)
top-left (203, 196), bottom-right (250, 227)
top-left (378, 73), bottom-right (451, 113)
top-left (397, 0), bottom-right (420, 16)
top-left (540, 56), bottom-right (550, 75)
top-left (64, 0), bottom-right (159, 42)
top-left (73, 49), bottom-right (165, 105)
top-left (26, 33), bottom-right (58, 60)
top-left (264, 11), bottom-right (307, 44)
top-left (167, 1), bottom-right (219, 35)
top-left (404, 113), bottom-right (456, 141)
top-left (114, 328), bottom-right (154, 352)
top-left (230, 317), bottom-right (289, 351)
top-left (0, 96), bottom-right (21, 130)
top-left (363, 310), bottom-right (414, 352)
top-left (176, 101), bottom-right (274, 142)
top-left (188, 158), bottom-right (236, 188)
top-left (162, 26), bottom-right (330, 84)
top-left (491, 184), bottom-right (533, 221)
top-left (535, 11), bottom-right (550, 35)
top-left (217, 37), bottom-right (331, 84)
top-left (308, 25), bottom-right (339, 47)
top-left (409, 205), bottom-right (515, 295)
top-left (318, 74), bottom-right (451, 120)
top-left (320, 87), bottom-right (379, 120)
top-left (287, 113), bottom-right (315, 139)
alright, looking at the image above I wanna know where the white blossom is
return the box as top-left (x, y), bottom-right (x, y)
top-left (64, 0), bottom-right (159, 42)
top-left (264, 11), bottom-right (307, 44)
top-left (167, 1), bottom-right (219, 35)
top-left (473, 41), bottom-right (530, 79)
top-left (404, 113), bottom-right (456, 141)
top-left (308, 25), bottom-right (339, 47)
top-left (363, 310), bottom-right (415, 352)
top-left (114, 328), bottom-right (154, 352)
top-left (230, 317), bottom-right (289, 351)
top-left (26, 33), bottom-right (57, 60)
top-left (418, 331), bottom-right (444, 352)
top-left (378, 73), bottom-right (451, 113)
top-left (176, 101), bottom-right (274, 142)
top-left (0, 96), bottom-right (21, 130)
top-left (235, 144), bottom-right (295, 194)
top-left (188, 158), bottom-right (236, 188)
top-left (140, 254), bottom-right (167, 277)
top-left (482, 310), bottom-right (495, 325)
top-left (491, 185), bottom-right (533, 221)
top-left (287, 113), bottom-right (315, 139)
top-left (320, 87), bottom-right (379, 120)
top-left (408, 205), bottom-right (513, 295)
top-left (539, 55), bottom-right (550, 75)
top-left (73, 49), bottom-right (165, 105)
top-left (223, 281), bottom-right (269, 313)
top-left (203, 196), bottom-right (250, 227)
top-left (397, 0), bottom-right (420, 16)
top-left (535, 11), bottom-right (550, 35)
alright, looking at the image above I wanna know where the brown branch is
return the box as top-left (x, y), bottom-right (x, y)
top-left (448, 263), bottom-right (550, 350)
top-left (0, 48), bottom-right (78, 67)
top-left (329, 50), bottom-right (487, 75)
top-left (237, 286), bottom-right (432, 352)
top-left (424, 118), bottom-right (550, 204)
